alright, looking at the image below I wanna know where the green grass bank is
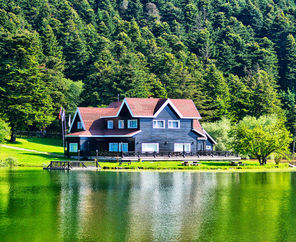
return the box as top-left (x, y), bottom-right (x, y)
top-left (0, 137), bottom-right (293, 171)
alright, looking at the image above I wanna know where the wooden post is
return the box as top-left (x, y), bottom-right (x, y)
top-left (96, 149), bottom-right (98, 168)
top-left (78, 149), bottom-right (80, 161)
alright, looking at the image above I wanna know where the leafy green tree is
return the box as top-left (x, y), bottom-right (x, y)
top-left (0, 119), bottom-right (10, 143)
top-left (229, 115), bottom-right (292, 165)
top-left (202, 117), bottom-right (232, 151)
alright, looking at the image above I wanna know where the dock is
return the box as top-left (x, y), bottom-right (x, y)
top-left (44, 151), bottom-right (241, 170)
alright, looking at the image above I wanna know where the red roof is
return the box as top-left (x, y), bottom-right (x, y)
top-left (192, 119), bottom-right (206, 136)
top-left (124, 98), bottom-right (201, 118)
top-left (78, 107), bottom-right (118, 130)
top-left (66, 130), bottom-right (141, 137)
top-left (67, 98), bottom-right (203, 137)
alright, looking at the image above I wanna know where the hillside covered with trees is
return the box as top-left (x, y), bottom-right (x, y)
top-left (1, 0), bottom-right (296, 135)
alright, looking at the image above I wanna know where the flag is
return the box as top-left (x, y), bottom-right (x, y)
top-left (58, 107), bottom-right (62, 120)
top-left (68, 114), bottom-right (71, 128)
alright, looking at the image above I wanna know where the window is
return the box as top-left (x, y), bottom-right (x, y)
top-left (128, 119), bottom-right (138, 128)
top-left (153, 120), bottom-right (165, 128)
top-left (119, 143), bottom-right (128, 152)
top-left (107, 120), bottom-right (113, 129)
top-left (77, 122), bottom-right (83, 129)
top-left (69, 143), bottom-right (78, 152)
top-left (174, 143), bottom-right (191, 152)
top-left (109, 143), bottom-right (118, 152)
top-left (109, 143), bottom-right (128, 152)
top-left (142, 143), bottom-right (159, 153)
top-left (168, 120), bottom-right (180, 129)
top-left (118, 120), bottom-right (124, 129)
top-left (206, 145), bottom-right (212, 150)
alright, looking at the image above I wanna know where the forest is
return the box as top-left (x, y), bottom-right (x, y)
top-left (1, 0), bottom-right (296, 138)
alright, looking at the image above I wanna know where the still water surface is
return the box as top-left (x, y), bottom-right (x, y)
top-left (0, 169), bottom-right (296, 241)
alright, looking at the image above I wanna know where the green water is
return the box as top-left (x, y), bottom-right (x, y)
top-left (0, 170), bottom-right (296, 241)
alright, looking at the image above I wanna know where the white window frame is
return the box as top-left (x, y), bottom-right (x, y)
top-left (168, 120), bottom-right (180, 129)
top-left (69, 143), bottom-right (78, 152)
top-left (142, 143), bottom-right (159, 153)
top-left (107, 120), bottom-right (113, 129)
top-left (118, 120), bottom-right (124, 129)
top-left (174, 143), bottom-right (191, 152)
top-left (128, 119), bottom-right (138, 129)
top-left (77, 121), bottom-right (83, 129)
top-left (153, 120), bottom-right (165, 129)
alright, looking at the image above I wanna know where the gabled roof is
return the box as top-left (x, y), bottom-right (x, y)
top-left (67, 97), bottom-right (205, 138)
top-left (68, 107), bottom-right (120, 133)
top-left (103, 97), bottom-right (201, 119)
top-left (192, 119), bottom-right (217, 144)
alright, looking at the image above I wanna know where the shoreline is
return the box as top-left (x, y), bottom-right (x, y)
top-left (1, 166), bottom-right (296, 173)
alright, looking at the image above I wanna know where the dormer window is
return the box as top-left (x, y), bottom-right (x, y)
top-left (107, 120), bottom-right (113, 129)
top-left (77, 122), bottom-right (83, 129)
top-left (168, 120), bottom-right (180, 129)
top-left (118, 120), bottom-right (124, 129)
top-left (128, 120), bottom-right (137, 128)
top-left (153, 120), bottom-right (165, 129)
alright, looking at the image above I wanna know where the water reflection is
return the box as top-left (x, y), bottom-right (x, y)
top-left (0, 170), bottom-right (296, 241)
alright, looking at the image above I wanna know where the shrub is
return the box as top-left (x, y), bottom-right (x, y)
top-left (0, 157), bottom-right (18, 167)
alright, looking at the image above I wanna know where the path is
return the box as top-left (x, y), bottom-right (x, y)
top-left (0, 144), bottom-right (64, 157)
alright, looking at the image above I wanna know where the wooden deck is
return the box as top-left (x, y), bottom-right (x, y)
top-left (44, 151), bottom-right (241, 170)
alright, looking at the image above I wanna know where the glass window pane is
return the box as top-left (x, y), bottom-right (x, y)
top-left (174, 143), bottom-right (183, 152)
top-left (142, 143), bottom-right (158, 152)
top-left (120, 143), bottom-right (128, 152)
top-left (153, 120), bottom-right (165, 128)
top-left (128, 120), bottom-right (137, 128)
top-left (118, 120), bottom-right (124, 129)
top-left (69, 143), bottom-right (78, 152)
top-left (168, 121), bottom-right (179, 128)
top-left (107, 120), bottom-right (113, 129)
top-left (109, 143), bottom-right (118, 152)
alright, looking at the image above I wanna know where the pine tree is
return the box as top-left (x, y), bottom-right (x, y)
top-left (282, 34), bottom-right (296, 90)
top-left (0, 31), bottom-right (55, 140)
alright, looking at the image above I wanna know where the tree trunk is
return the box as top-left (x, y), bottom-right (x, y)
top-left (10, 127), bottom-right (16, 143)
top-left (258, 156), bottom-right (263, 165)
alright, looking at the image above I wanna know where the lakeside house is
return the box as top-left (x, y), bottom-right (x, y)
top-left (65, 98), bottom-right (216, 157)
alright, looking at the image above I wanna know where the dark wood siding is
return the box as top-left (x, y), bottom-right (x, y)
top-left (134, 104), bottom-right (206, 153)
top-left (70, 111), bottom-right (84, 133)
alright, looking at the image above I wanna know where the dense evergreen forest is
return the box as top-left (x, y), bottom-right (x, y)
top-left (1, 0), bottom-right (296, 135)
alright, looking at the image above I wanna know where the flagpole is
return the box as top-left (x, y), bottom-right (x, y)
top-left (61, 113), bottom-right (65, 156)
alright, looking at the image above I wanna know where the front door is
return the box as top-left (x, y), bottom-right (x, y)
top-left (197, 141), bottom-right (204, 151)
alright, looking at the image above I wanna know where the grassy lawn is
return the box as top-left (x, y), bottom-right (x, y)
top-left (0, 137), bottom-right (292, 170)
top-left (0, 147), bottom-right (65, 167)
top-left (5, 137), bottom-right (64, 155)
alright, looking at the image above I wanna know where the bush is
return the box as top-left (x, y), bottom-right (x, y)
top-left (0, 157), bottom-right (18, 167)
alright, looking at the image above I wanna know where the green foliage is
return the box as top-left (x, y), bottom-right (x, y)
top-left (0, 157), bottom-right (18, 168)
top-left (0, 119), bottom-right (10, 143)
top-left (202, 117), bottom-right (232, 151)
top-left (1, 0), bottom-right (296, 131)
top-left (229, 115), bottom-right (292, 165)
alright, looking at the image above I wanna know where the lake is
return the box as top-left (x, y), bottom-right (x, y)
top-left (0, 169), bottom-right (296, 241)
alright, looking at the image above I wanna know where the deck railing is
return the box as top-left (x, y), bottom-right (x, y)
top-left (93, 150), bottom-right (239, 158)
